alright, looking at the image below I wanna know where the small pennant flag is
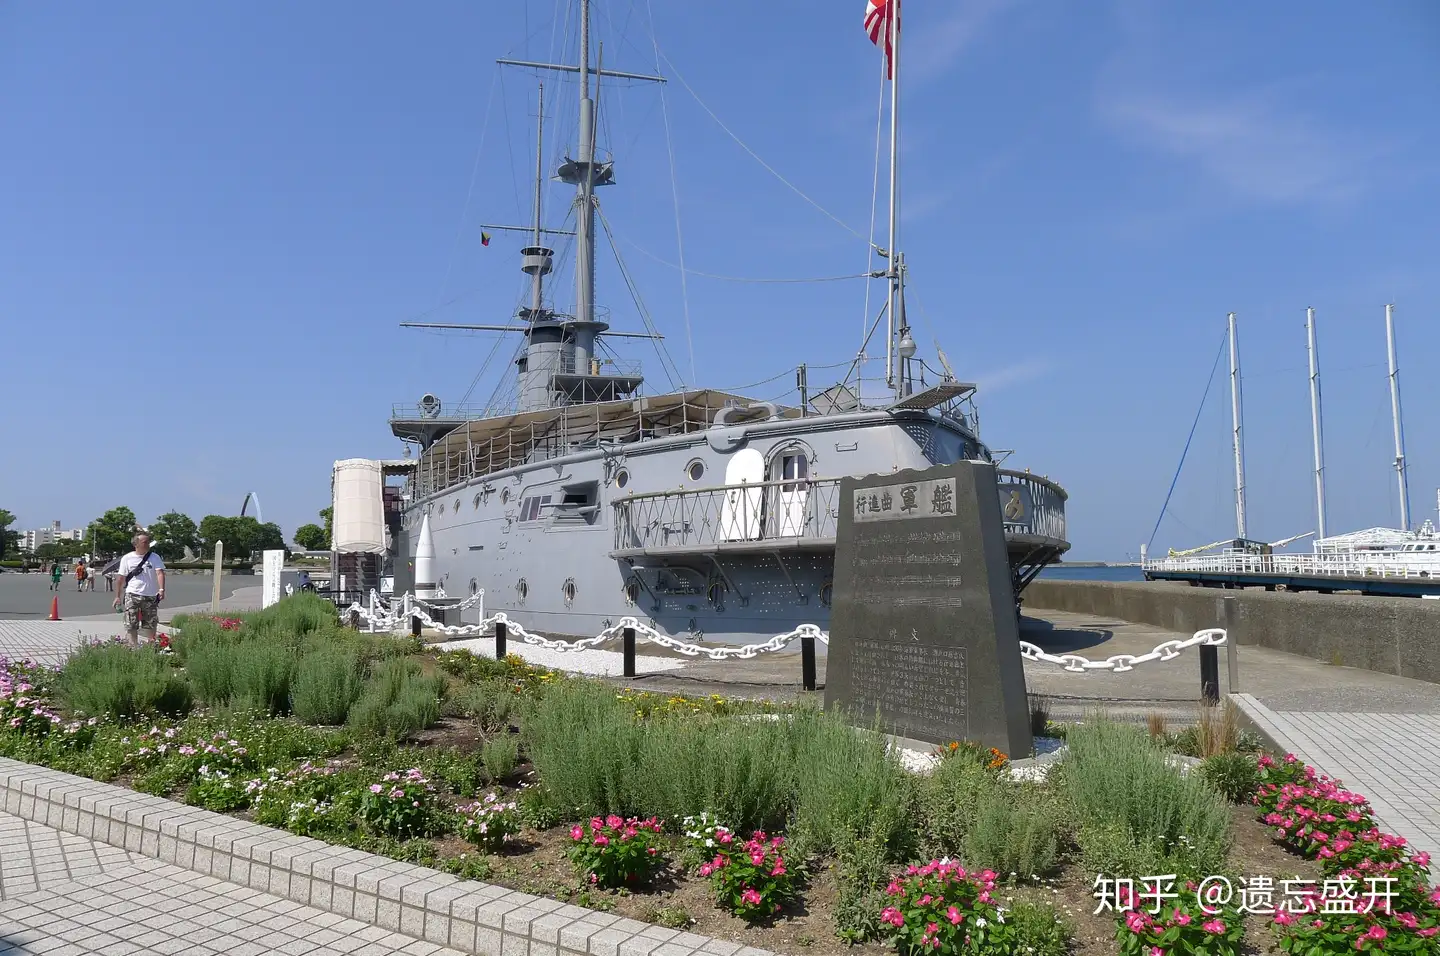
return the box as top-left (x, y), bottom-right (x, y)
top-left (864, 0), bottom-right (897, 79)
top-left (481, 231), bottom-right (492, 247)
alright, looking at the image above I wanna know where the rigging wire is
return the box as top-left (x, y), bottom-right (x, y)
top-left (646, 0), bottom-right (696, 386)
top-left (619, 237), bottom-right (871, 284)
top-left (711, 358), bottom-right (853, 395)
top-left (1146, 329), bottom-right (1230, 553)
top-left (436, 72), bottom-right (502, 305)
top-left (595, 203), bottom-right (686, 390)
top-left (650, 47), bottom-right (871, 246)
top-left (860, 47), bottom-right (888, 357)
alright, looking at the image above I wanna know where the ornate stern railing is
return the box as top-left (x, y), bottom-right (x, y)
top-left (610, 469), bottom-right (1068, 567)
top-left (612, 478), bottom-right (844, 557)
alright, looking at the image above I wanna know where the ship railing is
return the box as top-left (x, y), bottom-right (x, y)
top-left (995, 469), bottom-right (1068, 542)
top-left (1143, 550), bottom-right (1440, 580)
top-left (613, 478), bottom-right (844, 552)
top-left (390, 401), bottom-right (496, 422)
top-left (555, 355), bottom-right (644, 377)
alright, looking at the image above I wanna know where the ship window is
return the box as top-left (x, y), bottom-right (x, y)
top-left (519, 495), bottom-right (552, 522)
top-left (687, 459), bottom-right (705, 481)
top-left (779, 451), bottom-right (809, 491)
top-left (553, 482), bottom-right (599, 526)
top-left (615, 468), bottom-right (629, 489)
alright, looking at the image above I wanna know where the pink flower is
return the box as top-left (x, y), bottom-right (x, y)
top-left (885, 880), bottom-right (903, 896)
top-left (741, 888), bottom-right (762, 906)
top-left (593, 834), bottom-right (609, 847)
top-left (1273, 911), bottom-right (1295, 926)
top-left (1201, 919), bottom-right (1225, 934)
top-left (570, 825), bottom-right (584, 841)
top-left (699, 864), bottom-right (713, 877)
top-left (1362, 925), bottom-right (1386, 942)
top-left (946, 906), bottom-right (962, 925)
top-left (369, 784), bottom-right (383, 794)
top-left (880, 907), bottom-right (904, 928)
top-left (606, 815), bottom-right (623, 829)
top-left (770, 862), bottom-right (786, 877)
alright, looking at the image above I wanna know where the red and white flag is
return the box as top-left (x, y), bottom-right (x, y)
top-left (864, 0), bottom-right (898, 78)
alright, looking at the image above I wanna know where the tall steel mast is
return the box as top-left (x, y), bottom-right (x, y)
top-left (1229, 312), bottom-right (1248, 540)
top-left (1385, 303), bottom-right (1411, 530)
top-left (1306, 307), bottom-right (1327, 539)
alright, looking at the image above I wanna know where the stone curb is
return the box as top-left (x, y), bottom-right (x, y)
top-left (0, 757), bottom-right (776, 956)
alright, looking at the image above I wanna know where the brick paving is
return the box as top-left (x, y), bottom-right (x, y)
top-left (0, 621), bottom-right (160, 668)
top-left (1232, 695), bottom-right (1440, 881)
top-left (0, 811), bottom-right (470, 956)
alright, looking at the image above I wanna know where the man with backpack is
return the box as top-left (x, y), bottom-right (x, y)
top-left (112, 532), bottom-right (166, 647)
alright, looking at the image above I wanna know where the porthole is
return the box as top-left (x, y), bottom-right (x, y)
top-left (820, 581), bottom-right (833, 608)
top-left (706, 580), bottom-right (728, 608)
top-left (453, 498), bottom-right (461, 513)
top-left (501, 487), bottom-right (511, 504)
top-left (516, 578), bottom-right (528, 601)
top-left (615, 468), bottom-right (630, 489)
top-left (473, 493), bottom-right (482, 510)
top-left (687, 459), bottom-right (705, 481)
top-left (623, 577), bottom-right (641, 606)
top-left (562, 578), bottom-right (577, 606)
top-left (469, 577), bottom-right (479, 596)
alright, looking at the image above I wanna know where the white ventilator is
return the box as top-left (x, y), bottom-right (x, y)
top-left (414, 512), bottom-right (437, 600)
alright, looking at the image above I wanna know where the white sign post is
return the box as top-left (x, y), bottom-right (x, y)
top-left (262, 549), bottom-right (285, 608)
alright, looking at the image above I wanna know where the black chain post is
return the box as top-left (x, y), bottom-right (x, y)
top-left (623, 626), bottom-right (637, 678)
top-left (495, 621), bottom-right (507, 660)
top-left (801, 634), bottom-right (817, 692)
top-left (411, 611), bottom-right (421, 639)
top-left (1199, 643), bottom-right (1220, 704)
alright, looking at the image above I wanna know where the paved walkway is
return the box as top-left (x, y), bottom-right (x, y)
top-left (1232, 696), bottom-right (1440, 881)
top-left (0, 812), bottom-right (469, 956)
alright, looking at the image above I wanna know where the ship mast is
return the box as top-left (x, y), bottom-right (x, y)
top-left (1385, 303), bottom-right (1411, 530)
top-left (1306, 307), bottom-right (1327, 539)
top-left (884, 1), bottom-right (915, 399)
top-left (1228, 311), bottom-right (1248, 540)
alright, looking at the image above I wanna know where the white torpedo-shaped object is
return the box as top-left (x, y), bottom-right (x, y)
top-left (414, 511), bottom-right (437, 599)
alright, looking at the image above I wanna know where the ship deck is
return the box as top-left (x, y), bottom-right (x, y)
top-left (1144, 567), bottom-right (1440, 597)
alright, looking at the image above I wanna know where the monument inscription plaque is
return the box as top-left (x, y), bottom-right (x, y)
top-left (824, 461), bottom-right (1032, 756)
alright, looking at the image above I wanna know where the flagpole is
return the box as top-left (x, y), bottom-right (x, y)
top-left (885, 0), bottom-right (901, 397)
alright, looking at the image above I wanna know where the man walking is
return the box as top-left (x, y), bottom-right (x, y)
top-left (49, 562), bottom-right (62, 591)
top-left (113, 533), bottom-right (166, 647)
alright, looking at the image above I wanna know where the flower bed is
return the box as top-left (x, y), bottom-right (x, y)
top-left (6, 598), bottom-right (1435, 956)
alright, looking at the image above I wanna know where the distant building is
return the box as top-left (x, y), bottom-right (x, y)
top-left (17, 521), bottom-right (86, 552)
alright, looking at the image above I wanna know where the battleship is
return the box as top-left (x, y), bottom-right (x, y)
top-left (332, 0), bottom-right (1070, 642)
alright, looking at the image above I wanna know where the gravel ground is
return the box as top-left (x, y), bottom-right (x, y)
top-left (438, 637), bottom-right (686, 677)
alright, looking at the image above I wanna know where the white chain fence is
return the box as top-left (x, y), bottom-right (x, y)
top-left (337, 591), bottom-right (1224, 671)
top-left (1018, 628), bottom-right (1227, 674)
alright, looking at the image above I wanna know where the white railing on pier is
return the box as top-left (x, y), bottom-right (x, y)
top-left (1144, 549), bottom-right (1440, 580)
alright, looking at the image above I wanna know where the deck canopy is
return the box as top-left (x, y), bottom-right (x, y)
top-left (414, 390), bottom-right (796, 497)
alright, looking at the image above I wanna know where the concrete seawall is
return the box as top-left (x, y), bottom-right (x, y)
top-left (1024, 579), bottom-right (1440, 685)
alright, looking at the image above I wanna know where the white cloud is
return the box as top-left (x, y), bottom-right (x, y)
top-left (905, 0), bottom-right (1016, 85)
top-left (1098, 84), bottom-right (1389, 204)
top-left (973, 358), bottom-right (1055, 395)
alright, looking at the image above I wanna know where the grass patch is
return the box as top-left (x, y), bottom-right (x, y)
top-left (347, 658), bottom-right (446, 740)
top-left (291, 649), bottom-right (364, 725)
top-left (1064, 717), bottom-right (1231, 879)
top-left (57, 644), bottom-right (192, 719)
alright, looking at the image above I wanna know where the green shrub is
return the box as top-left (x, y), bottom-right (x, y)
top-left (914, 756), bottom-right (995, 858)
top-left (1063, 718), bottom-right (1231, 879)
top-left (58, 644), bottom-right (193, 719)
top-left (347, 659), bottom-right (446, 740)
top-left (963, 782), bottom-right (1060, 879)
top-left (184, 638), bottom-right (240, 704)
top-left (231, 640), bottom-right (297, 716)
top-left (522, 680), bottom-right (915, 856)
top-left (291, 650), bottom-right (363, 725)
top-left (1007, 900), bottom-right (1072, 956)
top-left (481, 734), bottom-right (519, 784)
top-left (832, 830), bottom-right (894, 944)
top-left (447, 681), bottom-right (514, 732)
top-left (1198, 751), bottom-right (1261, 803)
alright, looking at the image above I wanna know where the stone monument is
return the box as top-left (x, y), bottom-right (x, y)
top-left (824, 460), bottom-right (1032, 757)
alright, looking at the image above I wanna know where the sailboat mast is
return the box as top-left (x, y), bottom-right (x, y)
top-left (1385, 303), bottom-right (1411, 530)
top-left (1228, 312), bottom-right (1248, 540)
top-left (575, 0), bottom-right (598, 328)
top-left (885, 0), bottom-right (901, 395)
top-left (1306, 307), bottom-right (1327, 539)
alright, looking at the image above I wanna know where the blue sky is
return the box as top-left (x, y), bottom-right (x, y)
top-left (2, 1), bottom-right (1437, 559)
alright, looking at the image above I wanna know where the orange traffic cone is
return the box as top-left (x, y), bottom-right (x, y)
top-left (48, 596), bottom-right (60, 621)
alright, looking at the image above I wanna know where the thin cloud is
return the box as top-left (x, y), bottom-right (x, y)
top-left (973, 359), bottom-right (1055, 395)
top-left (905, 0), bottom-right (1016, 85)
top-left (1098, 84), bottom-right (1390, 204)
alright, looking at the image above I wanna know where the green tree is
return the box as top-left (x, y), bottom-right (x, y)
top-left (320, 507), bottom-right (333, 548)
top-left (0, 509), bottom-right (16, 560)
top-left (149, 511), bottom-right (200, 562)
top-left (86, 507), bottom-right (138, 557)
top-left (36, 539), bottom-right (87, 561)
top-left (254, 520), bottom-right (288, 555)
top-left (199, 515), bottom-right (242, 561)
top-left (293, 523), bottom-right (327, 551)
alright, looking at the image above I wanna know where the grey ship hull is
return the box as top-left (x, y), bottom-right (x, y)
top-left (392, 402), bottom-right (1067, 644)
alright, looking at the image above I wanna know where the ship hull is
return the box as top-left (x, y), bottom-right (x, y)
top-left (393, 409), bottom-right (1066, 643)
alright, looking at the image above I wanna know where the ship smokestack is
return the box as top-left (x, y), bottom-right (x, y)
top-left (414, 512), bottom-right (437, 599)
